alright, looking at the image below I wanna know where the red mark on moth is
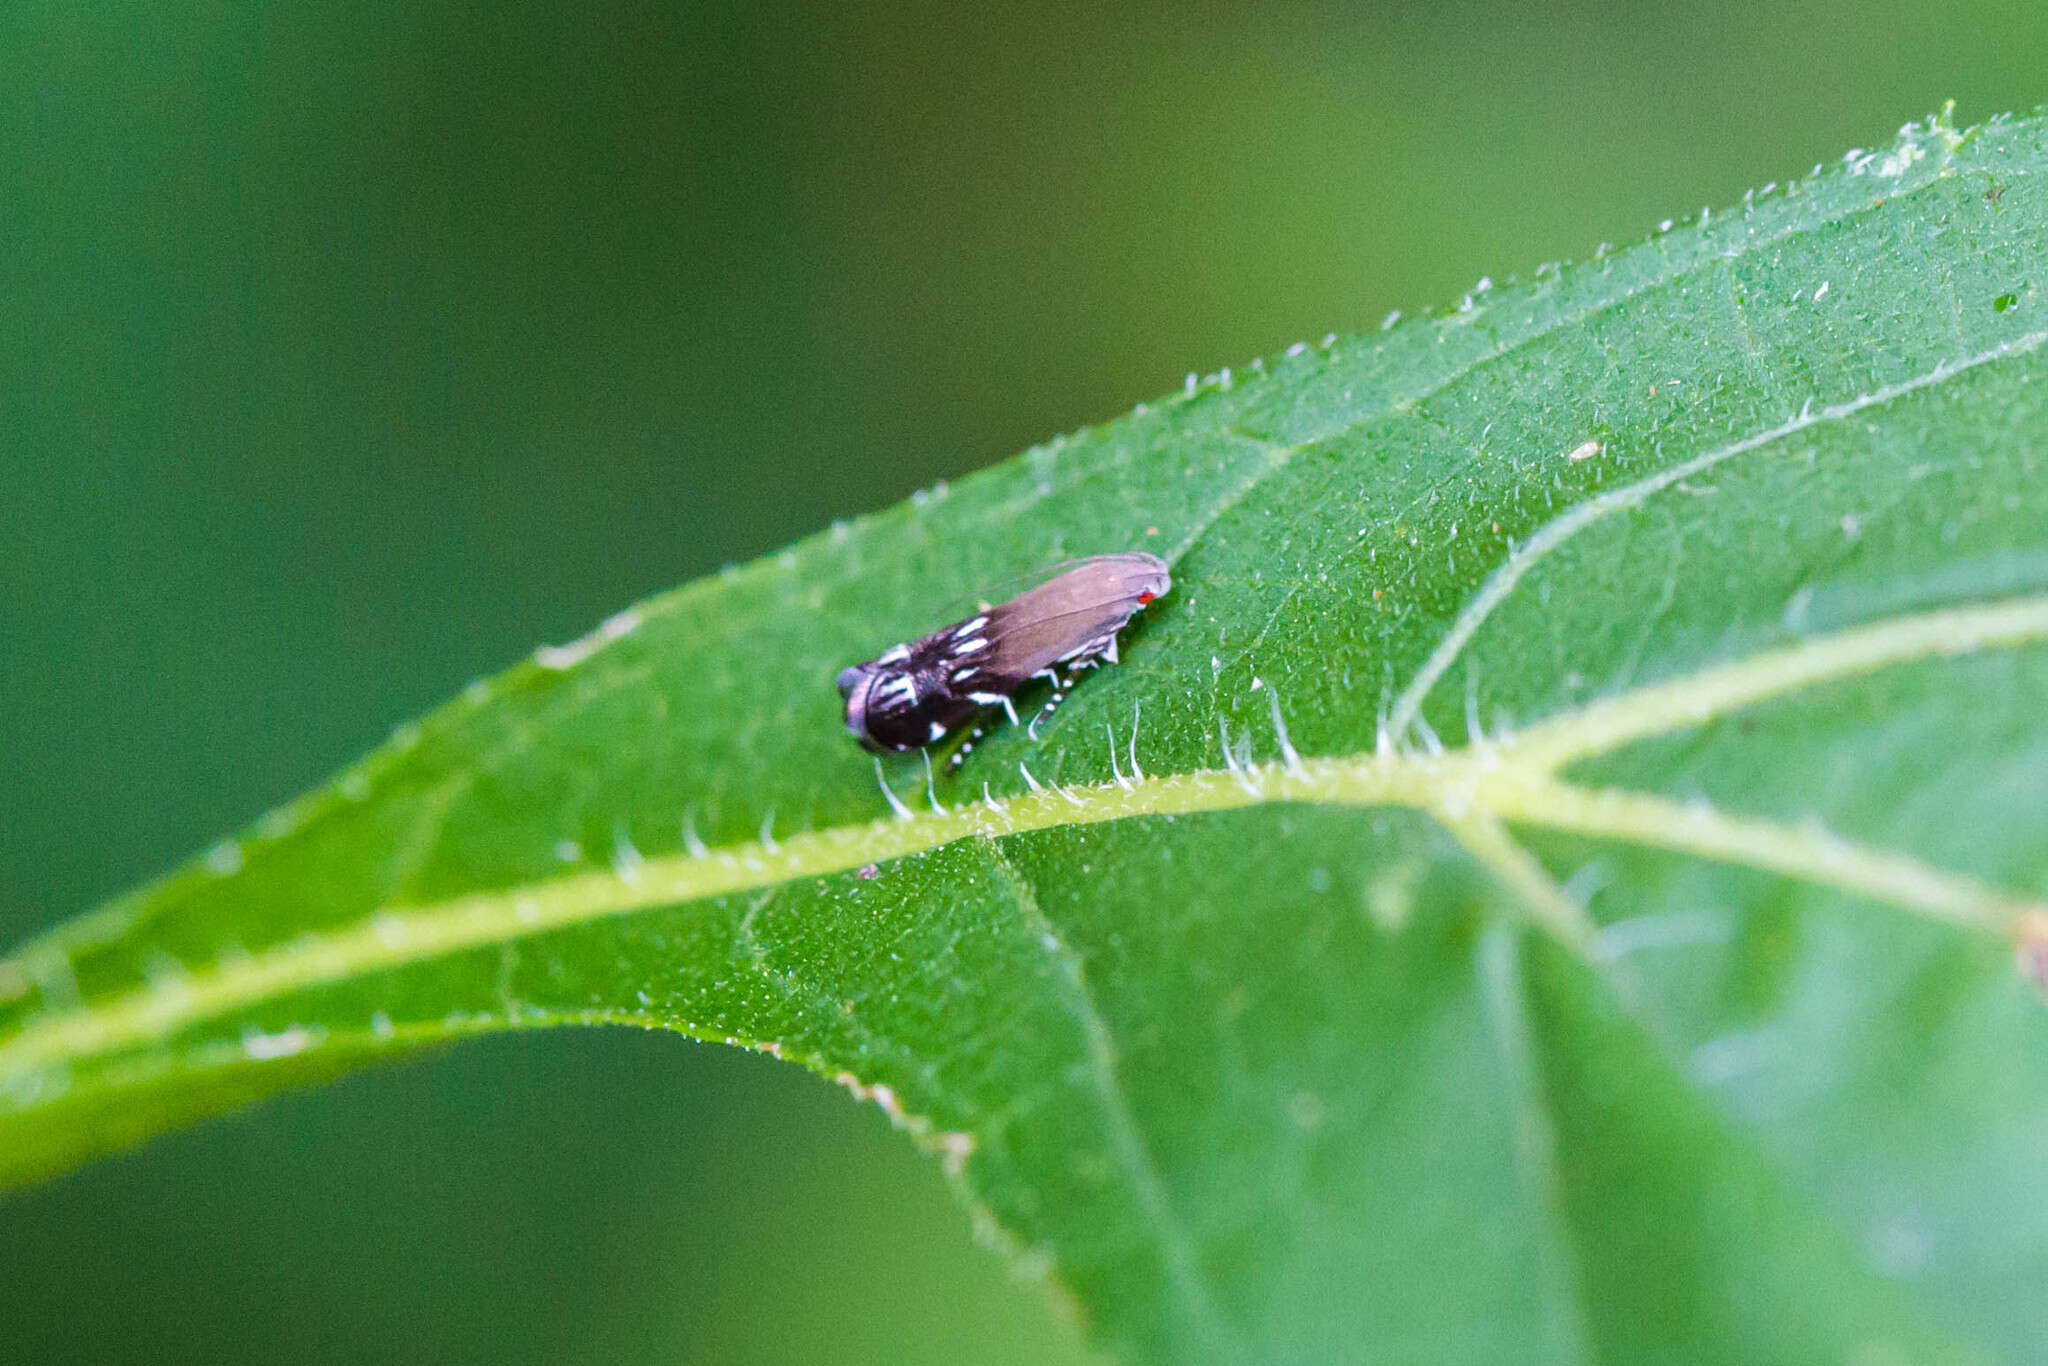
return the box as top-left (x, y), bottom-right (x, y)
top-left (1137, 591), bottom-right (1156, 605)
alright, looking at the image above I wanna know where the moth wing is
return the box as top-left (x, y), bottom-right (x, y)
top-left (971, 555), bottom-right (1170, 681)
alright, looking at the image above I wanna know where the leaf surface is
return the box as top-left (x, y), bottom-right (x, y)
top-left (9, 111), bottom-right (2048, 1364)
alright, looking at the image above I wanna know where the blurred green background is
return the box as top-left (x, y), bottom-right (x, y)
top-left (3, 1), bottom-right (2044, 1360)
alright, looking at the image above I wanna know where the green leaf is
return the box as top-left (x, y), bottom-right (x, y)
top-left (9, 107), bottom-right (2048, 1363)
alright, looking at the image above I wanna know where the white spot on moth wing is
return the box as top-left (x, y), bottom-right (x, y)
top-left (927, 720), bottom-right (948, 742)
top-left (954, 616), bottom-right (989, 638)
top-left (952, 637), bottom-right (988, 653)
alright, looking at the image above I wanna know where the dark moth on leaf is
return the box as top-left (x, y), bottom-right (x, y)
top-left (836, 552), bottom-right (1172, 754)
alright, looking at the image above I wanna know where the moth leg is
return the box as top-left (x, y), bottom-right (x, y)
top-left (943, 719), bottom-right (990, 774)
top-left (1059, 633), bottom-right (1114, 673)
top-left (1026, 669), bottom-right (1072, 741)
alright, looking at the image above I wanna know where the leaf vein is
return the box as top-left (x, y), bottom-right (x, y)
top-left (1388, 328), bottom-right (2048, 740)
top-left (979, 841), bottom-right (1242, 1354)
top-left (9, 589), bottom-right (2048, 1092)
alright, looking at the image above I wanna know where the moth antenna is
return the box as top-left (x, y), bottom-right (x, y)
top-left (681, 808), bottom-right (709, 859)
top-left (921, 749), bottom-right (947, 814)
top-left (1128, 699), bottom-right (1144, 782)
top-left (1266, 686), bottom-right (1304, 778)
top-left (874, 756), bottom-right (916, 821)
top-left (1105, 722), bottom-right (1132, 790)
top-left (1017, 760), bottom-right (1044, 792)
top-left (758, 809), bottom-right (779, 853)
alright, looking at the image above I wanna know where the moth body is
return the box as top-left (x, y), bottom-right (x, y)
top-left (837, 552), bottom-right (1170, 756)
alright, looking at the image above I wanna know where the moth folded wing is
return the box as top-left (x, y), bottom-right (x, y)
top-left (969, 555), bottom-right (1172, 684)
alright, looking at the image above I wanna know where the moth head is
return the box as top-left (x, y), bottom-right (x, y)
top-left (836, 663), bottom-right (886, 751)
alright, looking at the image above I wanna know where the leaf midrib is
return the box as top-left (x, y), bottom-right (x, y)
top-left (2, 133), bottom-right (1977, 985)
top-left (6, 593), bottom-right (2046, 1089)
top-left (0, 120), bottom-right (2024, 1098)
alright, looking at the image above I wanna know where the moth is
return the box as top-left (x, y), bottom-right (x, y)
top-left (837, 552), bottom-right (1171, 757)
